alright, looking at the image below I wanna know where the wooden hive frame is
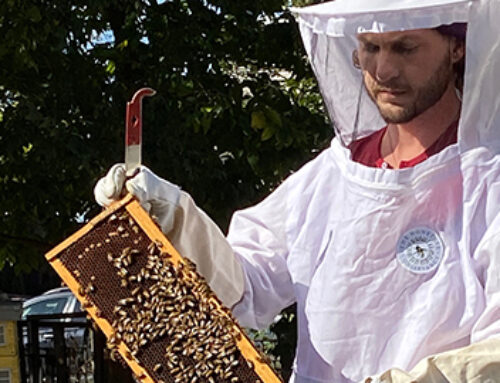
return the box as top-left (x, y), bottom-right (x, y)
top-left (46, 194), bottom-right (283, 383)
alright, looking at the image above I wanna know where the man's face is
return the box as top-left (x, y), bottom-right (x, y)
top-left (356, 29), bottom-right (463, 124)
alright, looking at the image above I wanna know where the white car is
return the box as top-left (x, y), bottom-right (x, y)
top-left (22, 287), bottom-right (87, 350)
top-left (22, 287), bottom-right (84, 320)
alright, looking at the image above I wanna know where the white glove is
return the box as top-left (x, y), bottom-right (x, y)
top-left (94, 164), bottom-right (181, 232)
top-left (94, 163), bottom-right (128, 207)
top-left (94, 164), bottom-right (245, 307)
top-left (362, 337), bottom-right (500, 383)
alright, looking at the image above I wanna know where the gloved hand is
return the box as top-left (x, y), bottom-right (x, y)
top-left (94, 164), bottom-right (181, 233)
top-left (361, 337), bottom-right (500, 383)
top-left (94, 163), bottom-right (128, 207)
top-left (94, 164), bottom-right (245, 307)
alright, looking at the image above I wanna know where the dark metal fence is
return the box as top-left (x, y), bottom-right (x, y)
top-left (17, 313), bottom-right (105, 383)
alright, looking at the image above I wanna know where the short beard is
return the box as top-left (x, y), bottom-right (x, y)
top-left (366, 52), bottom-right (453, 124)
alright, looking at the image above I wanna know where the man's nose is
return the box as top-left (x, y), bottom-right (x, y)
top-left (374, 51), bottom-right (400, 84)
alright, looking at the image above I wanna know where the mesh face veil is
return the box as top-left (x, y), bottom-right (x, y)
top-left (293, 0), bottom-right (500, 154)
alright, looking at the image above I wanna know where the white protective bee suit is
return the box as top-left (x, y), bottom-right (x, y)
top-left (94, 0), bottom-right (500, 381)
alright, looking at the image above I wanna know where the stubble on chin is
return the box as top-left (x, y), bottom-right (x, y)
top-left (364, 53), bottom-right (454, 124)
top-left (376, 98), bottom-right (417, 124)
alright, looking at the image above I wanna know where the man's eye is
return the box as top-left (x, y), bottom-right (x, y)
top-left (363, 43), bottom-right (379, 53)
top-left (394, 45), bottom-right (418, 54)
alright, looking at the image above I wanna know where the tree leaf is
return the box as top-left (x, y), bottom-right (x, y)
top-left (251, 110), bottom-right (267, 130)
top-left (261, 125), bottom-right (274, 141)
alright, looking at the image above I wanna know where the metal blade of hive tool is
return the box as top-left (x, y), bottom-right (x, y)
top-left (125, 87), bottom-right (156, 177)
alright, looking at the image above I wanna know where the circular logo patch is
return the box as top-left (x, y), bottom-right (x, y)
top-left (396, 227), bottom-right (443, 274)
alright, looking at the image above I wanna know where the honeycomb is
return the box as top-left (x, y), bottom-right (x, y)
top-left (46, 195), bottom-right (283, 383)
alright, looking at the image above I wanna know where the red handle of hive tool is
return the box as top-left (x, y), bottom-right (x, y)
top-left (125, 87), bottom-right (156, 176)
top-left (125, 87), bottom-right (156, 145)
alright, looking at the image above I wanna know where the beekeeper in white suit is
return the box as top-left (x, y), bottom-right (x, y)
top-left (95, 0), bottom-right (500, 381)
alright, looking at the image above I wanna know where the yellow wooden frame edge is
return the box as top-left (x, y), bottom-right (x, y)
top-left (45, 194), bottom-right (134, 263)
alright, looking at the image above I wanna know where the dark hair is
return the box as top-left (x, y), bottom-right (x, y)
top-left (436, 23), bottom-right (467, 91)
top-left (436, 23), bottom-right (467, 40)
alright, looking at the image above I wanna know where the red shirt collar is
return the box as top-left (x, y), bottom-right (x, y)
top-left (349, 120), bottom-right (459, 169)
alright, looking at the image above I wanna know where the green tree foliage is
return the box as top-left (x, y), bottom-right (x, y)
top-left (0, 0), bottom-right (331, 273)
top-left (0, 0), bottom-right (331, 377)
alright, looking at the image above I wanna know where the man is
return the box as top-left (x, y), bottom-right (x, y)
top-left (95, 0), bottom-right (500, 381)
top-left (350, 27), bottom-right (463, 169)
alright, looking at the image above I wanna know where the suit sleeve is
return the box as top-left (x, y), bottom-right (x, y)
top-left (227, 181), bottom-right (296, 329)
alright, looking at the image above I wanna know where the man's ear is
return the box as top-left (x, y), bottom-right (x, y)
top-left (352, 50), bottom-right (361, 69)
top-left (451, 38), bottom-right (465, 64)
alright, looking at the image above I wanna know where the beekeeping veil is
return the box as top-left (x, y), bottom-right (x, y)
top-left (293, 0), bottom-right (500, 155)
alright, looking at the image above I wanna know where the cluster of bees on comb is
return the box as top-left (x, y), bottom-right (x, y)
top-left (60, 207), bottom-right (269, 383)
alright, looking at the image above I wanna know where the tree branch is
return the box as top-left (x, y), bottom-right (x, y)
top-left (0, 233), bottom-right (53, 250)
